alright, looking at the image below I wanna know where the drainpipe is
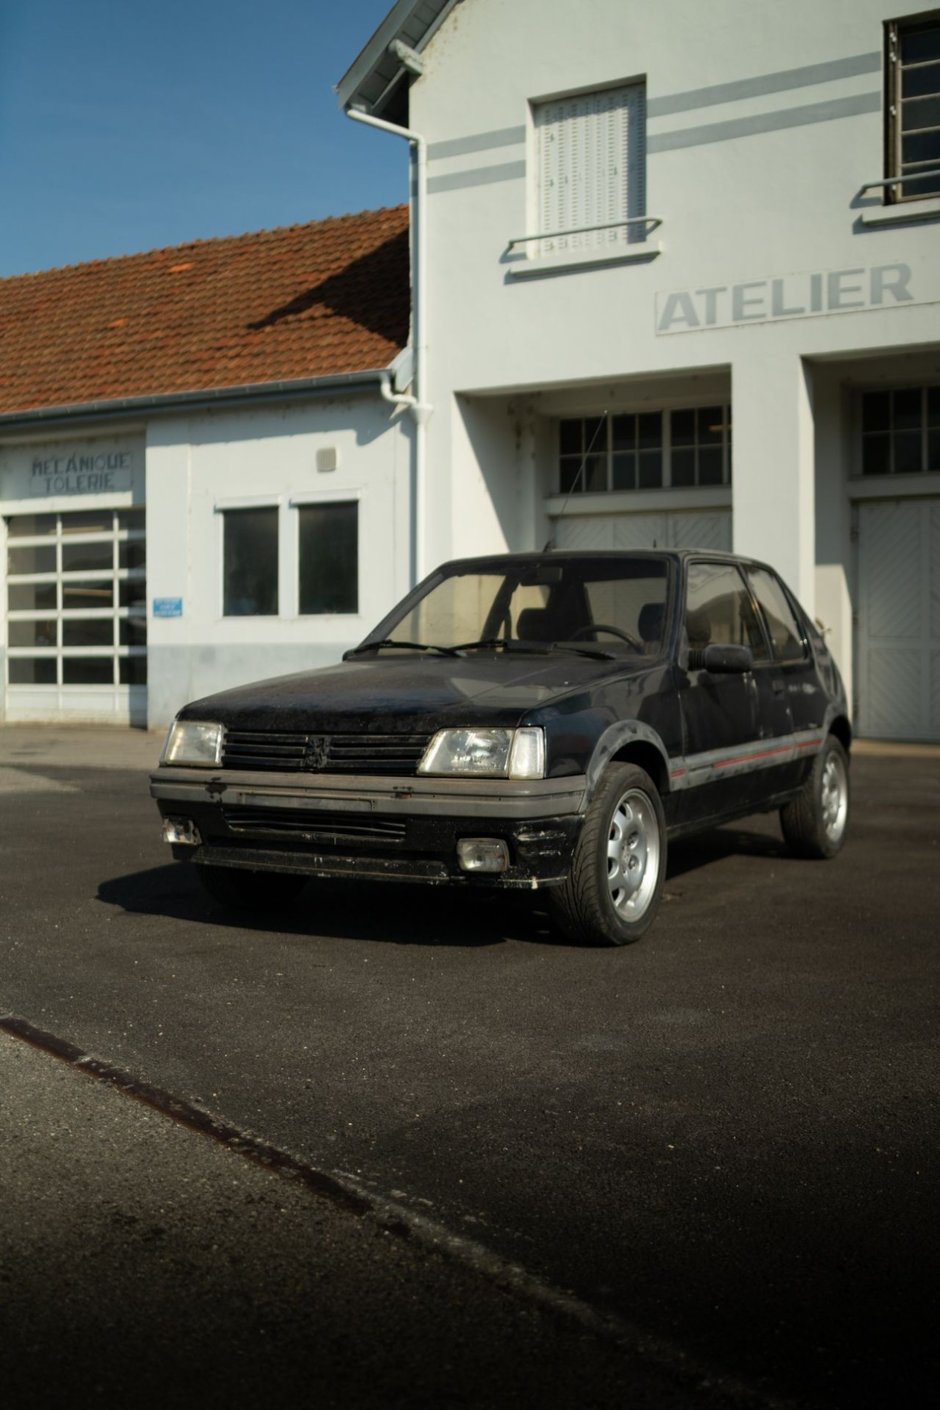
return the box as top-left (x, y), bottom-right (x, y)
top-left (346, 105), bottom-right (432, 586)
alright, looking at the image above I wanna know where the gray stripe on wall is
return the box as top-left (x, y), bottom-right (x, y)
top-left (427, 160), bottom-right (527, 194)
top-left (648, 52), bottom-right (881, 118)
top-left (423, 57), bottom-right (882, 165)
top-left (429, 126), bottom-right (526, 160)
top-left (648, 91), bottom-right (880, 154)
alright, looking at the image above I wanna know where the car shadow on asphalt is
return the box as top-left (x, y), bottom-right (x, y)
top-left (97, 819), bottom-right (791, 948)
top-left (666, 818), bottom-right (788, 879)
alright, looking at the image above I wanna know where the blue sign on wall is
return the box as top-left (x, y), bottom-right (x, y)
top-left (153, 597), bottom-right (183, 618)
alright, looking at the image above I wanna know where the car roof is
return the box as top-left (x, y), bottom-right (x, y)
top-left (433, 549), bottom-right (773, 573)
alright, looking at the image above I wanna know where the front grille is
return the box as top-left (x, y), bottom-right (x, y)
top-left (221, 730), bottom-right (431, 776)
top-left (221, 805), bottom-right (407, 846)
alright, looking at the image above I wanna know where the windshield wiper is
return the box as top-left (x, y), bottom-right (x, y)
top-left (452, 637), bottom-right (615, 660)
top-left (343, 639), bottom-right (461, 659)
top-left (450, 637), bottom-right (543, 653)
top-left (548, 643), bottom-right (617, 660)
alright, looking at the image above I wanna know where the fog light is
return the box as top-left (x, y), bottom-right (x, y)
top-left (162, 816), bottom-right (202, 846)
top-left (457, 838), bottom-right (510, 873)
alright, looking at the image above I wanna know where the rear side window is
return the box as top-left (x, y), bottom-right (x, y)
top-left (684, 561), bottom-right (769, 661)
top-left (748, 568), bottom-right (806, 663)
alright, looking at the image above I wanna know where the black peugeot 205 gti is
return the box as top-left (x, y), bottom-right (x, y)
top-left (151, 550), bottom-right (851, 946)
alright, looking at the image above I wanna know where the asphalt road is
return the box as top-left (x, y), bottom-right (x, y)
top-left (1, 726), bottom-right (938, 1409)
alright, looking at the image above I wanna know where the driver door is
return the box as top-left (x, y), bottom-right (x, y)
top-left (677, 559), bottom-right (787, 824)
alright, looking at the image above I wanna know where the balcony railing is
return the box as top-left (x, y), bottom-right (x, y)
top-left (507, 215), bottom-right (663, 252)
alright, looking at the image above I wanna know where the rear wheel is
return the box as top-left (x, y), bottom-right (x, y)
top-left (195, 864), bottom-right (307, 912)
top-left (548, 763), bottom-right (666, 946)
top-left (780, 734), bottom-right (850, 859)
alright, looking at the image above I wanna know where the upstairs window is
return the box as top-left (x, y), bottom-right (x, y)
top-left (535, 82), bottom-right (646, 256)
top-left (886, 13), bottom-right (940, 201)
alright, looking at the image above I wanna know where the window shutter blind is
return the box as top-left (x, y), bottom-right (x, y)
top-left (536, 83), bottom-right (645, 255)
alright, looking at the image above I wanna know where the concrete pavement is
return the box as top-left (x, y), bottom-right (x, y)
top-left (0, 723), bottom-right (163, 771)
top-left (0, 1021), bottom-right (731, 1410)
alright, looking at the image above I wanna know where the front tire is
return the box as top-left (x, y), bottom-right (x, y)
top-left (548, 763), bottom-right (667, 946)
top-left (780, 734), bottom-right (850, 859)
top-left (195, 864), bottom-right (307, 912)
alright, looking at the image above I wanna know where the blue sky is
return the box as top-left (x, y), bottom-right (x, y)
top-left (0, 0), bottom-right (407, 277)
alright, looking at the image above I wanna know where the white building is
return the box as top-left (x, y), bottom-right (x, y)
top-left (339, 0), bottom-right (940, 742)
top-left (0, 210), bottom-right (414, 729)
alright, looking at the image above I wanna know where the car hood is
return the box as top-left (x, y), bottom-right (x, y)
top-left (178, 651), bottom-right (651, 733)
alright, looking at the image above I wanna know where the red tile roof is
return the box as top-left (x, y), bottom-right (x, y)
top-left (0, 206), bottom-right (410, 416)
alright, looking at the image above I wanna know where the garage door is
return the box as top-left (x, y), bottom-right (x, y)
top-left (553, 508), bottom-right (732, 552)
top-left (856, 498), bottom-right (940, 741)
top-left (4, 506), bottom-right (147, 724)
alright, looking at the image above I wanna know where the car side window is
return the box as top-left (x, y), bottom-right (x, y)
top-left (747, 568), bottom-right (807, 663)
top-left (684, 562), bottom-right (769, 662)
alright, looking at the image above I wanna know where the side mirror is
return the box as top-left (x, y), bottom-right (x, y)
top-left (688, 643), bottom-right (754, 674)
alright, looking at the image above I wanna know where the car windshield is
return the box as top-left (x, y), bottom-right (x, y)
top-left (366, 556), bottom-right (671, 655)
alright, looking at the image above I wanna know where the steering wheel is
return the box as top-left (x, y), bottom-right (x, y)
top-left (570, 623), bottom-right (643, 650)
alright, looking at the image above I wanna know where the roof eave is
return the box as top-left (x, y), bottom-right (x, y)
top-left (336, 0), bottom-right (460, 116)
top-left (0, 365), bottom-right (407, 437)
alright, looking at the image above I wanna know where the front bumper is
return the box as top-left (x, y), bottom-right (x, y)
top-left (150, 766), bottom-right (588, 887)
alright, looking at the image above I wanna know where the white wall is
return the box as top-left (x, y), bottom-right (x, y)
top-left (395, 0), bottom-right (940, 697)
top-left (146, 394), bottom-right (410, 726)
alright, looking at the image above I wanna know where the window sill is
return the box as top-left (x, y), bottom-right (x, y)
top-left (849, 471), bottom-right (940, 499)
top-left (506, 238), bottom-right (662, 280)
top-left (857, 196), bottom-right (940, 228)
top-left (545, 486), bottom-right (731, 515)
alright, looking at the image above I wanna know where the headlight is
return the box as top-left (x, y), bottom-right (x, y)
top-left (418, 727), bottom-right (545, 779)
top-left (160, 719), bottom-right (225, 767)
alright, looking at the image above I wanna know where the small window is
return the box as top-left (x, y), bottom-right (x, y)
top-left (886, 14), bottom-right (940, 202)
top-left (860, 385), bottom-right (940, 474)
top-left (63, 580), bottom-right (113, 610)
top-left (684, 562), bottom-right (768, 661)
top-left (669, 407), bottom-right (729, 488)
top-left (8, 658), bottom-right (57, 685)
top-left (62, 658), bottom-right (114, 685)
top-left (61, 510), bottom-right (112, 535)
top-left (298, 502), bottom-right (358, 615)
top-left (119, 540), bottom-right (146, 570)
top-left (613, 412), bottom-right (663, 490)
top-left (8, 543), bottom-right (56, 575)
top-left (7, 514), bottom-right (56, 538)
top-left (62, 619), bottom-right (115, 648)
top-left (558, 408), bottom-right (731, 494)
top-left (560, 417), bottom-right (609, 493)
top-left (534, 82), bottom-right (646, 256)
top-left (748, 568), bottom-right (806, 663)
top-left (8, 619), bottom-right (57, 648)
top-left (223, 507), bottom-right (278, 616)
top-left (62, 540), bottom-right (114, 573)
